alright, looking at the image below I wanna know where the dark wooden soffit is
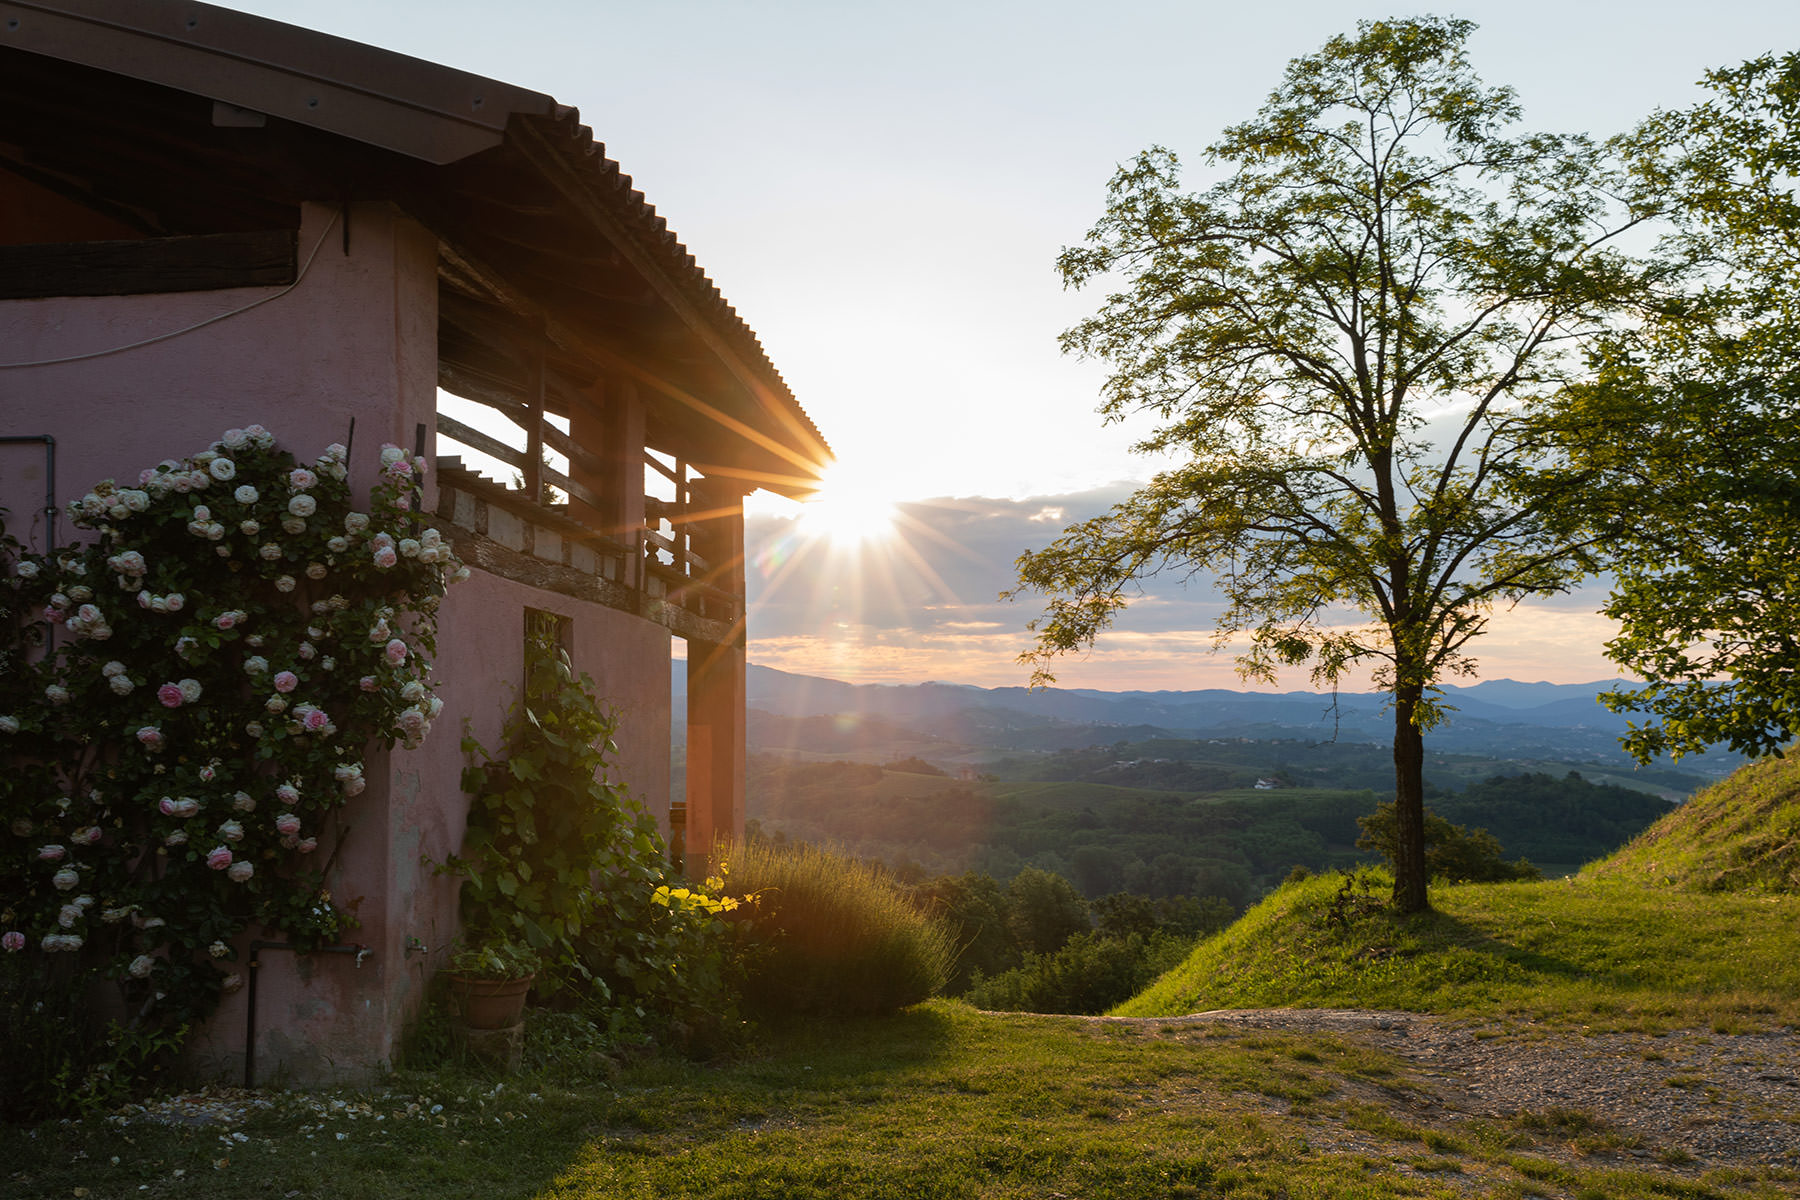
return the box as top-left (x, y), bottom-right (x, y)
top-left (0, 0), bottom-right (548, 165)
top-left (0, 229), bottom-right (296, 299)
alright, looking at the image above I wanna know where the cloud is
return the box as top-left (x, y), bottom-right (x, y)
top-left (744, 485), bottom-right (1625, 689)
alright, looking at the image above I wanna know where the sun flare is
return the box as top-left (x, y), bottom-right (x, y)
top-left (796, 461), bottom-right (900, 545)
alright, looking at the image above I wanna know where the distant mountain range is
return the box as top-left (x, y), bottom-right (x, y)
top-left (673, 665), bottom-right (1745, 780)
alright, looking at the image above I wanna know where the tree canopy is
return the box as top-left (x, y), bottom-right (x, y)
top-left (1556, 53), bottom-right (1800, 762)
top-left (1009, 17), bottom-right (1660, 911)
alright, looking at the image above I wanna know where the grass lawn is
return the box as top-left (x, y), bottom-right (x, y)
top-left (8, 996), bottom-right (1796, 1200)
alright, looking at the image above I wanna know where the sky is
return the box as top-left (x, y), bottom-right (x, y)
top-left (224, 1), bottom-right (1800, 691)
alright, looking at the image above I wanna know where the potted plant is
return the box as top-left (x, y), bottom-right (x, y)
top-left (445, 937), bottom-right (540, 1031)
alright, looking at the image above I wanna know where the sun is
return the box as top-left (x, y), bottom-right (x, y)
top-left (796, 460), bottom-right (900, 545)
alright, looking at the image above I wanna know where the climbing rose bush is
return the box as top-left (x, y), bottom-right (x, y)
top-left (0, 425), bottom-right (464, 1032)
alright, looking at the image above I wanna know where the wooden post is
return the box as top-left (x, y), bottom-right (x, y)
top-left (684, 636), bottom-right (745, 874)
top-left (522, 335), bottom-right (545, 504)
top-left (682, 477), bottom-right (748, 872)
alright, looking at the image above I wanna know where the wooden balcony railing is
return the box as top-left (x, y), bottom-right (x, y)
top-left (434, 393), bottom-right (740, 626)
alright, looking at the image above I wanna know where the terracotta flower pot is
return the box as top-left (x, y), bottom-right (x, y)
top-left (448, 973), bottom-right (535, 1030)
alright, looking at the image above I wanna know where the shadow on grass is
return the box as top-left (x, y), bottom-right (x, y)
top-left (1402, 907), bottom-right (1596, 988)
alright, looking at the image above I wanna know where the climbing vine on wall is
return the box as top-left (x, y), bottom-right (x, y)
top-left (451, 629), bottom-right (744, 1043)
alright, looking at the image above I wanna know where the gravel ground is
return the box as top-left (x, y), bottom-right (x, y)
top-left (1129, 1008), bottom-right (1800, 1184)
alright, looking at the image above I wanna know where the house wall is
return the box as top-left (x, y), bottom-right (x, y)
top-left (1, 200), bottom-right (674, 1085)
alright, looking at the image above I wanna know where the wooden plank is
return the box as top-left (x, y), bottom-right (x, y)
top-left (436, 467), bottom-right (630, 556)
top-left (540, 463), bottom-right (600, 510)
top-left (524, 344), bottom-right (546, 503)
top-left (0, 229), bottom-right (296, 299)
top-left (436, 412), bottom-right (527, 472)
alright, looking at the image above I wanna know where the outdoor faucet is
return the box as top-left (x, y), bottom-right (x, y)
top-left (355, 945), bottom-right (371, 968)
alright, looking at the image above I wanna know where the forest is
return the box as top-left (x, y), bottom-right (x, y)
top-left (746, 744), bottom-right (1681, 903)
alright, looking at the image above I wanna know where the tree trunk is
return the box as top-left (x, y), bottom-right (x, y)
top-left (1391, 688), bottom-right (1431, 913)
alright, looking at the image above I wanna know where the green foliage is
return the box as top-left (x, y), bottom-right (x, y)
top-left (1584, 756), bottom-right (1800, 893)
top-left (1357, 801), bottom-right (1540, 884)
top-left (0, 429), bottom-right (459, 1117)
top-left (1551, 53), bottom-right (1800, 762)
top-left (1003, 865), bottom-right (1090, 955)
top-left (0, 951), bottom-right (182, 1121)
top-left (912, 869), bottom-right (1018, 993)
top-left (964, 929), bottom-right (1196, 1015)
top-left (723, 839), bottom-right (953, 1017)
top-left (449, 633), bottom-right (742, 1047)
top-left (1008, 17), bottom-right (1664, 913)
top-left (447, 938), bottom-right (542, 981)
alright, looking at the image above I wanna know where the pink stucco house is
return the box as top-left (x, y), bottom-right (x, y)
top-left (0, 0), bottom-right (827, 1083)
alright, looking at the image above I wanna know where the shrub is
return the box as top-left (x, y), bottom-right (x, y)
top-left (447, 631), bottom-right (744, 1051)
top-left (1357, 801), bottom-right (1541, 884)
top-left (1005, 866), bottom-right (1090, 954)
top-left (723, 840), bottom-right (953, 1017)
top-left (964, 929), bottom-right (1196, 1015)
top-left (914, 870), bottom-right (1019, 993)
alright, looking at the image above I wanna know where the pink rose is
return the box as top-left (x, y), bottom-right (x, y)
top-left (302, 707), bottom-right (330, 732)
top-left (372, 546), bottom-right (398, 569)
top-left (359, 676), bottom-right (379, 692)
top-left (296, 837), bottom-right (318, 854)
top-left (158, 683), bottom-right (183, 708)
top-left (275, 813), bottom-right (301, 836)
top-left (273, 671), bottom-right (298, 694)
top-left (37, 844), bottom-right (66, 861)
top-left (384, 638), bottom-right (408, 666)
top-left (206, 846), bottom-right (233, 870)
top-left (2, 931), bottom-right (23, 952)
top-left (158, 796), bottom-right (178, 816)
top-left (227, 861), bottom-right (254, 882)
top-left (136, 726), bottom-right (164, 751)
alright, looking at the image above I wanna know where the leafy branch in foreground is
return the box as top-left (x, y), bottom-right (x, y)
top-left (1555, 52), bottom-right (1800, 762)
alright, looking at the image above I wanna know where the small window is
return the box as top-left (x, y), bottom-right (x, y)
top-left (523, 608), bottom-right (572, 690)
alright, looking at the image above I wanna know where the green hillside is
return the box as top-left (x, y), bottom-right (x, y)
top-left (1582, 756), bottom-right (1800, 893)
top-left (1117, 870), bottom-right (1800, 1029)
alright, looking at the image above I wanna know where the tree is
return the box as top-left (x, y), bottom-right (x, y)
top-left (1555, 54), bottom-right (1800, 762)
top-left (1004, 867), bottom-right (1090, 955)
top-left (1355, 801), bottom-right (1539, 884)
top-left (1009, 18), bottom-right (1659, 912)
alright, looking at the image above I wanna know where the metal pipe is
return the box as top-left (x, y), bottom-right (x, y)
top-left (243, 941), bottom-right (369, 1089)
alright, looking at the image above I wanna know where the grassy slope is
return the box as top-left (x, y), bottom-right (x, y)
top-left (1582, 755), bottom-right (1800, 893)
top-left (1118, 870), bottom-right (1800, 1030)
top-left (1125, 758), bottom-right (1800, 1027)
